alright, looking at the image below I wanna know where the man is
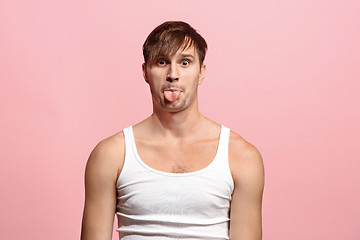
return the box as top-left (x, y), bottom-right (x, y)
top-left (81, 21), bottom-right (264, 240)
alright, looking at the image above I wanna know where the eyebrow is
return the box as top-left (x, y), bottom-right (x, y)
top-left (179, 54), bottom-right (195, 59)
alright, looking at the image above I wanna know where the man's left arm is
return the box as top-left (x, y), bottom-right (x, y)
top-left (228, 132), bottom-right (265, 240)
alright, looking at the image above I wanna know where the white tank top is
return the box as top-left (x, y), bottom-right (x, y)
top-left (116, 125), bottom-right (234, 239)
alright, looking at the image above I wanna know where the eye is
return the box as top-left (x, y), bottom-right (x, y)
top-left (181, 59), bottom-right (190, 66)
top-left (157, 58), bottom-right (166, 66)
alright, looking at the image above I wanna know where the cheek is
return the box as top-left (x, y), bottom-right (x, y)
top-left (148, 80), bottom-right (164, 98)
top-left (188, 71), bottom-right (201, 85)
top-left (149, 71), bottom-right (166, 84)
top-left (182, 68), bottom-right (200, 79)
top-left (147, 72), bottom-right (162, 86)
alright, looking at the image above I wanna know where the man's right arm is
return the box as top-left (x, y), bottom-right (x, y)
top-left (81, 133), bottom-right (124, 240)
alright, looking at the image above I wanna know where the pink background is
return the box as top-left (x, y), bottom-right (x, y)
top-left (1, 0), bottom-right (359, 239)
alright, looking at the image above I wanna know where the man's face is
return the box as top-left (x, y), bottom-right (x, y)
top-left (143, 45), bottom-right (206, 113)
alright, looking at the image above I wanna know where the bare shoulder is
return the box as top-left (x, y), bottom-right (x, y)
top-left (228, 131), bottom-right (264, 184)
top-left (86, 131), bottom-right (125, 181)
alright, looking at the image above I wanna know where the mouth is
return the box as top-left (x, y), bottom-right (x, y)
top-left (163, 88), bottom-right (181, 102)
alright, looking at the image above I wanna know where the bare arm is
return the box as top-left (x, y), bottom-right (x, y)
top-left (81, 134), bottom-right (124, 240)
top-left (229, 132), bottom-right (265, 240)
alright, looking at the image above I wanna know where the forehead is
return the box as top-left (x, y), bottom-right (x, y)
top-left (166, 44), bottom-right (198, 60)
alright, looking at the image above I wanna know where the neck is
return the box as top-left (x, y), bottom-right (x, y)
top-left (149, 99), bottom-right (205, 138)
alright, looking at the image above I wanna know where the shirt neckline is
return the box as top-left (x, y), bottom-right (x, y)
top-left (129, 125), bottom-right (225, 177)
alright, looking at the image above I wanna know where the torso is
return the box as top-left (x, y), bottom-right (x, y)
top-left (115, 124), bottom-right (235, 239)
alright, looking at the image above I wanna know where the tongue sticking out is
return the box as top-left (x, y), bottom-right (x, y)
top-left (164, 90), bottom-right (181, 102)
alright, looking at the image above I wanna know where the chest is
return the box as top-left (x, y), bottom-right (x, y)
top-left (116, 167), bottom-right (233, 238)
top-left (135, 138), bottom-right (219, 173)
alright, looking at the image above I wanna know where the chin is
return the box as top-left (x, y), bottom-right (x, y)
top-left (161, 100), bottom-right (187, 113)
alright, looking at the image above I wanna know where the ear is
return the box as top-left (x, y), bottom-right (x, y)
top-left (142, 63), bottom-right (149, 84)
top-left (198, 64), bottom-right (206, 85)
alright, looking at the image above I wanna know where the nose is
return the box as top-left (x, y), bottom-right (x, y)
top-left (166, 62), bottom-right (179, 82)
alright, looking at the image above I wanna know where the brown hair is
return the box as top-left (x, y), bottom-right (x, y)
top-left (143, 21), bottom-right (207, 67)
